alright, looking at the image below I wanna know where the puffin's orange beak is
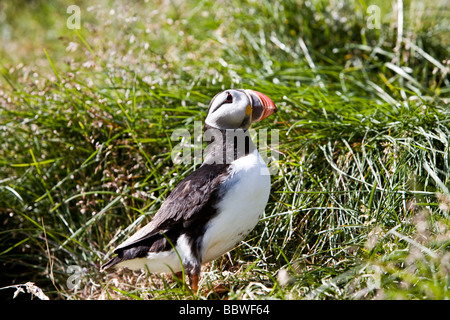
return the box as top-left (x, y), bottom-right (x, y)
top-left (245, 90), bottom-right (277, 122)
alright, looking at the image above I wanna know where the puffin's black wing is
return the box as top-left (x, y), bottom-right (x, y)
top-left (148, 163), bottom-right (231, 231)
top-left (101, 163), bottom-right (230, 271)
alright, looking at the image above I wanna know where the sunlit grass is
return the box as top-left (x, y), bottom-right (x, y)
top-left (0, 0), bottom-right (449, 300)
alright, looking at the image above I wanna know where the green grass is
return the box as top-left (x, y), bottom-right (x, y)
top-left (0, 0), bottom-right (449, 300)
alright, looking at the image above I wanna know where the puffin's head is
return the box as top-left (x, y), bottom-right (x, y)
top-left (205, 89), bottom-right (277, 130)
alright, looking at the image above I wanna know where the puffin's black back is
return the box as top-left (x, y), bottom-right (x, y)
top-left (100, 162), bottom-right (230, 271)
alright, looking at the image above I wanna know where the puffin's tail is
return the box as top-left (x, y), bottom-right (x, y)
top-left (100, 256), bottom-right (122, 272)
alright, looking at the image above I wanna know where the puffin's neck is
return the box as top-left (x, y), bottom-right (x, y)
top-left (203, 124), bottom-right (256, 165)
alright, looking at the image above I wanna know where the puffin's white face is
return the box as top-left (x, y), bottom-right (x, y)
top-left (205, 89), bottom-right (277, 130)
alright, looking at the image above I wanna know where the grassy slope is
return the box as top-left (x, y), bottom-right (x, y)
top-left (0, 0), bottom-right (449, 300)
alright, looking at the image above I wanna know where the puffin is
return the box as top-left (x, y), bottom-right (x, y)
top-left (101, 89), bottom-right (277, 291)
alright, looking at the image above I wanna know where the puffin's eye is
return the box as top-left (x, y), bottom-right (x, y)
top-left (225, 92), bottom-right (233, 103)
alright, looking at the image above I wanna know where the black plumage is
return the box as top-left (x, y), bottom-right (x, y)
top-left (100, 162), bottom-right (230, 274)
top-left (100, 89), bottom-right (277, 291)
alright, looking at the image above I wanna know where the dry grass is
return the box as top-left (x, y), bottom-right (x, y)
top-left (1, 0), bottom-right (449, 300)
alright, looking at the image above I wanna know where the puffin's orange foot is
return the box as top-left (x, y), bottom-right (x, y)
top-left (189, 273), bottom-right (199, 292)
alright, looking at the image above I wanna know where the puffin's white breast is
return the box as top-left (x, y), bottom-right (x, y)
top-left (201, 149), bottom-right (270, 263)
